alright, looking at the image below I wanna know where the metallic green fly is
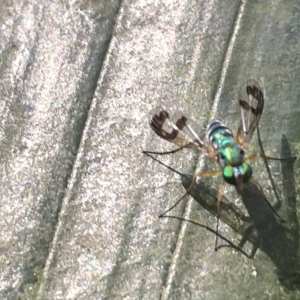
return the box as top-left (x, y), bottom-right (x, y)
top-left (143, 80), bottom-right (296, 250)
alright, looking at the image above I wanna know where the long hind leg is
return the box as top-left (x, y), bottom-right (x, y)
top-left (215, 180), bottom-right (227, 250)
top-left (249, 178), bottom-right (285, 222)
top-left (245, 152), bottom-right (296, 163)
top-left (244, 152), bottom-right (295, 222)
top-left (159, 169), bottom-right (222, 217)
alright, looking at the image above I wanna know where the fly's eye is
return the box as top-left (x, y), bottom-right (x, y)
top-left (240, 149), bottom-right (245, 155)
top-left (222, 166), bottom-right (236, 185)
top-left (242, 163), bottom-right (252, 182)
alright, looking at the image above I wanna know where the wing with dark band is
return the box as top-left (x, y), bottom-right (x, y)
top-left (150, 110), bottom-right (205, 152)
top-left (236, 80), bottom-right (264, 147)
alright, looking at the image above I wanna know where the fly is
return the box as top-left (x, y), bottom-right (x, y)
top-left (143, 80), bottom-right (296, 250)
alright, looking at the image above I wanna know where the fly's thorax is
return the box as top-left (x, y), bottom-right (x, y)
top-left (218, 144), bottom-right (245, 167)
top-left (207, 120), bottom-right (244, 166)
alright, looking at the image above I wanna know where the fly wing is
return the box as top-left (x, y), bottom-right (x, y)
top-left (150, 110), bottom-right (205, 152)
top-left (236, 80), bottom-right (264, 147)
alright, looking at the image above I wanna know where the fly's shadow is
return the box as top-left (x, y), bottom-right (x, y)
top-left (144, 131), bottom-right (300, 282)
top-left (144, 151), bottom-right (260, 258)
top-left (229, 131), bottom-right (300, 290)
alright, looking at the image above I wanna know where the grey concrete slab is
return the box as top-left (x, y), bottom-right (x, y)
top-left (0, 0), bottom-right (121, 298)
top-left (1, 0), bottom-right (300, 299)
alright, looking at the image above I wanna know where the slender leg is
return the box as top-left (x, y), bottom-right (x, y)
top-left (215, 180), bottom-right (227, 250)
top-left (244, 152), bottom-right (260, 163)
top-left (159, 169), bottom-right (222, 217)
top-left (143, 144), bottom-right (190, 156)
top-left (245, 152), bottom-right (296, 163)
top-left (249, 179), bottom-right (285, 222)
top-left (143, 144), bottom-right (218, 158)
top-left (245, 153), bottom-right (292, 221)
top-left (195, 170), bottom-right (222, 178)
